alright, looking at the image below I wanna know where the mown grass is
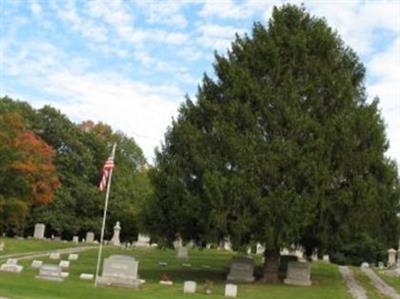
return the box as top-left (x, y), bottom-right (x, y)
top-left (375, 269), bottom-right (400, 294)
top-left (0, 240), bottom-right (352, 299)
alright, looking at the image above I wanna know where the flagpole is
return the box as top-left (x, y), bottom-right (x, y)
top-left (94, 143), bottom-right (117, 287)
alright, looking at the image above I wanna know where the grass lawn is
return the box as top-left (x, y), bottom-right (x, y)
top-left (0, 238), bottom-right (84, 259)
top-left (375, 270), bottom-right (400, 294)
top-left (0, 240), bottom-right (352, 299)
top-left (351, 267), bottom-right (390, 299)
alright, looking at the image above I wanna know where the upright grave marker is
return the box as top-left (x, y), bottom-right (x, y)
top-left (33, 223), bottom-right (45, 239)
top-left (227, 257), bottom-right (255, 282)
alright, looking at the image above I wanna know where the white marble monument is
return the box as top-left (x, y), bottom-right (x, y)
top-left (33, 223), bottom-right (45, 239)
top-left (183, 281), bottom-right (197, 293)
top-left (0, 259), bottom-right (23, 273)
top-left (86, 232), bottom-right (95, 243)
top-left (388, 248), bottom-right (397, 267)
top-left (110, 221), bottom-right (121, 246)
top-left (225, 283), bottom-right (238, 297)
top-left (134, 233), bottom-right (150, 247)
top-left (176, 247), bottom-right (189, 259)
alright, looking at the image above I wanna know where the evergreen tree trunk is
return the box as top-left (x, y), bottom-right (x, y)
top-left (262, 249), bottom-right (280, 283)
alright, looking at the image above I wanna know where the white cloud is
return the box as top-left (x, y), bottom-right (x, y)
top-left (29, 0), bottom-right (42, 15)
top-left (137, 0), bottom-right (188, 28)
top-left (197, 23), bottom-right (245, 51)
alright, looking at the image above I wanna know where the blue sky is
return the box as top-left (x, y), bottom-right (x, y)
top-left (1, 0), bottom-right (399, 165)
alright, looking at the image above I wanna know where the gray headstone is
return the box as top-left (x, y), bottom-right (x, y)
top-left (36, 264), bottom-right (64, 281)
top-left (96, 255), bottom-right (143, 289)
top-left (86, 232), bottom-right (95, 243)
top-left (227, 256), bottom-right (255, 282)
top-left (72, 236), bottom-right (79, 243)
top-left (59, 260), bottom-right (70, 270)
top-left (284, 261), bottom-right (312, 286)
top-left (279, 255), bottom-right (298, 279)
top-left (33, 223), bottom-right (45, 239)
top-left (176, 247), bottom-right (189, 259)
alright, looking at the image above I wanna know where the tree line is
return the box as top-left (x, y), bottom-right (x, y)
top-left (0, 97), bottom-right (152, 241)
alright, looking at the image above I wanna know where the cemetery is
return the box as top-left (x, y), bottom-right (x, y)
top-left (1, 2), bottom-right (399, 299)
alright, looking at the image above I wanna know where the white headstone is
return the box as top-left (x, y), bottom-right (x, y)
top-left (134, 233), bottom-right (150, 247)
top-left (31, 260), bottom-right (43, 269)
top-left (0, 259), bottom-right (23, 273)
top-left (110, 221), bottom-right (121, 246)
top-left (97, 255), bottom-right (143, 289)
top-left (322, 254), bottom-right (330, 263)
top-left (33, 223), bottom-right (45, 239)
top-left (256, 243), bottom-right (265, 255)
top-left (183, 281), bottom-right (197, 294)
top-left (36, 264), bottom-right (64, 281)
top-left (224, 236), bottom-right (232, 251)
top-left (86, 232), bottom-right (95, 243)
top-left (68, 254), bottom-right (79, 261)
top-left (49, 253), bottom-right (60, 260)
top-left (284, 262), bottom-right (312, 286)
top-left (227, 257), bottom-right (255, 282)
top-left (361, 262), bottom-right (369, 268)
top-left (80, 273), bottom-right (94, 280)
top-left (72, 236), bottom-right (79, 243)
top-left (225, 284), bottom-right (238, 297)
top-left (388, 248), bottom-right (397, 267)
top-left (176, 247), bottom-right (189, 259)
top-left (173, 238), bottom-right (183, 249)
top-left (59, 260), bottom-right (70, 270)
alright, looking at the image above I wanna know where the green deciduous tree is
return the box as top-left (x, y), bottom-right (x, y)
top-left (145, 4), bottom-right (400, 282)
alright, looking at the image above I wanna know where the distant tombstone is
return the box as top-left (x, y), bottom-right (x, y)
top-left (80, 273), bottom-right (94, 280)
top-left (378, 261), bottom-right (385, 270)
top-left (224, 236), bottom-right (232, 251)
top-left (86, 232), bottom-right (95, 243)
top-left (176, 247), bottom-right (189, 259)
top-left (388, 248), bottom-right (397, 267)
top-left (183, 281), bottom-right (197, 294)
top-left (97, 255), bottom-right (143, 289)
top-left (206, 243), bottom-right (212, 249)
top-left (322, 254), bottom-right (330, 263)
top-left (110, 221), bottom-right (121, 246)
top-left (54, 236), bottom-right (61, 241)
top-left (279, 255), bottom-right (298, 279)
top-left (36, 264), bottom-right (64, 281)
top-left (59, 260), bottom-right (70, 271)
top-left (283, 262), bottom-right (312, 286)
top-left (33, 223), bottom-right (45, 239)
top-left (134, 233), bottom-right (150, 247)
top-left (173, 238), bottom-right (183, 249)
top-left (68, 254), bottom-right (79, 261)
top-left (225, 283), bottom-right (238, 297)
top-left (256, 243), bottom-right (265, 255)
top-left (0, 241), bottom-right (4, 251)
top-left (31, 260), bottom-right (43, 269)
top-left (227, 257), bottom-right (255, 283)
top-left (361, 262), bottom-right (369, 268)
top-left (49, 253), bottom-right (60, 260)
top-left (0, 259), bottom-right (23, 273)
top-left (72, 236), bottom-right (79, 244)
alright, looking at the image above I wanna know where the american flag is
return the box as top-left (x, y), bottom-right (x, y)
top-left (99, 156), bottom-right (114, 191)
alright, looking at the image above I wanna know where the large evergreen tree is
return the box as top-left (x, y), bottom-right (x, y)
top-left (146, 4), bottom-right (400, 282)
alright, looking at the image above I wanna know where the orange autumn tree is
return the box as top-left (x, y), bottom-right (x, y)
top-left (0, 112), bottom-right (59, 234)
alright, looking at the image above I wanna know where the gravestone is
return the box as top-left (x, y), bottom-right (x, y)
top-left (322, 254), bottom-right (330, 263)
top-left (223, 236), bottom-right (232, 251)
top-left (256, 243), bottom-right (265, 255)
top-left (0, 241), bottom-right (4, 251)
top-left (59, 260), bottom-right (70, 271)
top-left (225, 283), bottom-right (238, 297)
top-left (49, 252), bottom-right (60, 260)
top-left (72, 236), bottom-right (79, 243)
top-left (110, 221), bottom-right (121, 246)
top-left (227, 256), bottom-right (255, 282)
top-left (388, 248), bottom-right (397, 267)
top-left (68, 254), bottom-right (79, 261)
top-left (31, 260), bottom-right (43, 269)
top-left (361, 262), bottom-right (369, 268)
top-left (86, 232), bottom-right (95, 243)
top-left (279, 255), bottom-right (298, 279)
top-left (33, 223), bottom-right (45, 239)
top-left (80, 273), bottom-right (94, 280)
top-left (173, 238), bottom-right (183, 249)
top-left (183, 281), bottom-right (197, 294)
top-left (36, 264), bottom-right (64, 281)
top-left (97, 255), bottom-right (143, 289)
top-left (135, 233), bottom-right (150, 247)
top-left (176, 247), bottom-right (189, 259)
top-left (284, 261), bottom-right (312, 286)
top-left (0, 259), bottom-right (23, 273)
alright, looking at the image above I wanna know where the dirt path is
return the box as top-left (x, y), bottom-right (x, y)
top-left (361, 267), bottom-right (400, 299)
top-left (339, 266), bottom-right (368, 299)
